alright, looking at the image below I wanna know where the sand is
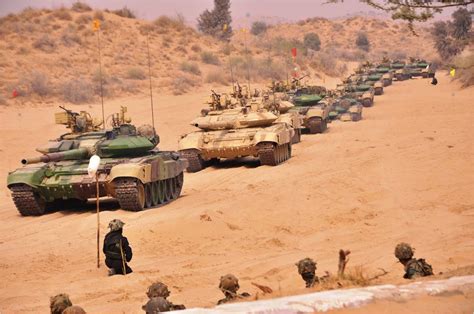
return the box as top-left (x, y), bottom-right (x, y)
top-left (0, 72), bottom-right (473, 313)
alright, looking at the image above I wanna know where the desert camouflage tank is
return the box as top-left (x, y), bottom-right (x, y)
top-left (336, 83), bottom-right (375, 107)
top-left (178, 92), bottom-right (295, 172)
top-left (7, 107), bottom-right (187, 216)
top-left (413, 59), bottom-right (435, 78)
top-left (326, 92), bottom-right (363, 122)
top-left (374, 63), bottom-right (393, 87)
top-left (287, 85), bottom-right (330, 134)
top-left (390, 60), bottom-right (411, 81)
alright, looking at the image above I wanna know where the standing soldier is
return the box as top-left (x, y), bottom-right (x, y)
top-left (296, 258), bottom-right (319, 288)
top-left (394, 242), bottom-right (433, 279)
top-left (103, 219), bottom-right (133, 276)
top-left (217, 274), bottom-right (250, 305)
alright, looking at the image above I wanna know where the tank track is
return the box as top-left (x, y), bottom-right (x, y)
top-left (374, 87), bottom-right (383, 95)
top-left (180, 149), bottom-right (204, 173)
top-left (115, 180), bottom-right (144, 211)
top-left (307, 117), bottom-right (327, 134)
top-left (258, 142), bottom-right (291, 166)
top-left (10, 185), bottom-right (45, 216)
top-left (362, 98), bottom-right (373, 107)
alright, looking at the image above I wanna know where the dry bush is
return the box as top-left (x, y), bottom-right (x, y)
top-left (251, 21), bottom-right (268, 36)
top-left (32, 35), bottom-right (56, 52)
top-left (180, 61), bottom-right (201, 75)
top-left (311, 53), bottom-right (346, 77)
top-left (453, 53), bottom-right (474, 88)
top-left (71, 2), bottom-right (92, 12)
top-left (154, 15), bottom-right (186, 32)
top-left (93, 10), bottom-right (105, 21)
top-left (253, 57), bottom-right (284, 80)
top-left (0, 94), bottom-right (7, 106)
top-left (53, 8), bottom-right (72, 21)
top-left (61, 78), bottom-right (93, 103)
top-left (75, 14), bottom-right (92, 24)
top-left (205, 70), bottom-right (229, 84)
top-left (17, 46), bottom-right (30, 55)
top-left (112, 6), bottom-right (135, 19)
top-left (26, 71), bottom-right (52, 96)
top-left (201, 51), bottom-right (220, 65)
top-left (388, 50), bottom-right (407, 61)
top-left (355, 32), bottom-right (370, 52)
top-left (61, 28), bottom-right (82, 46)
top-left (191, 44), bottom-right (201, 53)
top-left (171, 73), bottom-right (200, 95)
top-left (175, 46), bottom-right (187, 54)
top-left (126, 67), bottom-right (146, 80)
top-left (221, 43), bottom-right (233, 56)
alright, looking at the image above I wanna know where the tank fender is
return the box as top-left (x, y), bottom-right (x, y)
top-left (109, 163), bottom-right (151, 184)
top-left (178, 133), bottom-right (203, 151)
top-left (7, 167), bottom-right (46, 189)
top-left (253, 131), bottom-right (279, 145)
top-left (306, 107), bottom-right (325, 119)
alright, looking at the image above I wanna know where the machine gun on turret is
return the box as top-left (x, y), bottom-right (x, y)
top-left (55, 106), bottom-right (102, 135)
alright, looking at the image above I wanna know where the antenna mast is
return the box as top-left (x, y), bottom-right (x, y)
top-left (94, 19), bottom-right (105, 129)
top-left (146, 34), bottom-right (155, 129)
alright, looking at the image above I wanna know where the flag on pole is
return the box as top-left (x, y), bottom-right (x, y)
top-left (450, 68), bottom-right (455, 77)
top-left (93, 19), bottom-right (101, 32)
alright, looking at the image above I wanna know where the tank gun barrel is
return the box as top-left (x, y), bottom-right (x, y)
top-left (21, 147), bottom-right (90, 165)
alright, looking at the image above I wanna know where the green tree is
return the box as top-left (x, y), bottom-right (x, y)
top-left (451, 8), bottom-right (472, 40)
top-left (355, 32), bottom-right (370, 52)
top-left (197, 0), bottom-right (233, 40)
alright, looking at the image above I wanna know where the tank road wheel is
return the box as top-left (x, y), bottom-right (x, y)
top-left (10, 184), bottom-right (46, 216)
top-left (115, 179), bottom-right (145, 211)
top-left (351, 112), bottom-right (362, 122)
top-left (383, 79), bottom-right (390, 87)
top-left (291, 128), bottom-right (301, 144)
top-left (308, 117), bottom-right (327, 134)
top-left (422, 72), bottom-right (429, 78)
top-left (175, 173), bottom-right (184, 197)
top-left (157, 180), bottom-right (166, 204)
top-left (164, 179), bottom-right (173, 202)
top-left (258, 142), bottom-right (278, 166)
top-left (171, 176), bottom-right (182, 199)
top-left (151, 181), bottom-right (160, 206)
top-left (287, 143), bottom-right (292, 159)
top-left (374, 87), bottom-right (383, 95)
top-left (180, 149), bottom-right (204, 173)
top-left (144, 184), bottom-right (153, 208)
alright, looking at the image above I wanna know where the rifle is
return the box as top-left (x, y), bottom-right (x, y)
top-left (119, 239), bottom-right (127, 275)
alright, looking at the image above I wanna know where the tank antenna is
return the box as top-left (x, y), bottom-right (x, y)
top-left (93, 19), bottom-right (105, 130)
top-left (146, 34), bottom-right (155, 130)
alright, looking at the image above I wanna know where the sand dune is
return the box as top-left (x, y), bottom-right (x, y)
top-left (0, 73), bottom-right (473, 313)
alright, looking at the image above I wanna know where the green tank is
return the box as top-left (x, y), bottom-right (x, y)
top-left (7, 108), bottom-right (187, 216)
top-left (328, 97), bottom-right (363, 122)
top-left (337, 83), bottom-right (375, 107)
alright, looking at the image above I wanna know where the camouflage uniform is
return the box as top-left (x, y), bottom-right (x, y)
top-left (394, 242), bottom-right (433, 279)
top-left (145, 282), bottom-right (185, 311)
top-left (217, 274), bottom-right (250, 305)
top-left (50, 294), bottom-right (72, 314)
top-left (296, 258), bottom-right (319, 288)
top-left (62, 305), bottom-right (86, 314)
top-left (103, 219), bottom-right (133, 275)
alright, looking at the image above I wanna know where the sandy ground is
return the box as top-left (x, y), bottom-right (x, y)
top-left (0, 73), bottom-right (473, 313)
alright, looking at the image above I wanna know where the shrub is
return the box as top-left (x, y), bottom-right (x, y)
top-left (201, 51), bottom-right (220, 65)
top-left (27, 71), bottom-right (51, 96)
top-left (451, 8), bottom-right (472, 40)
top-left (0, 94), bottom-right (6, 106)
top-left (453, 53), bottom-right (474, 88)
top-left (61, 29), bottom-right (82, 46)
top-left (126, 67), bottom-right (146, 80)
top-left (172, 73), bottom-right (200, 95)
top-left (53, 8), bottom-right (72, 21)
top-left (154, 15), bottom-right (186, 31)
top-left (112, 6), bottom-right (135, 19)
top-left (197, 0), bottom-right (232, 40)
top-left (71, 2), bottom-right (92, 12)
top-left (303, 32), bottom-right (321, 51)
top-left (191, 44), bottom-right (201, 53)
top-left (93, 10), bottom-right (104, 21)
top-left (61, 78), bottom-right (93, 103)
top-left (251, 21), bottom-right (268, 36)
top-left (205, 70), bottom-right (229, 84)
top-left (355, 32), bottom-right (370, 52)
top-left (32, 35), bottom-right (56, 52)
top-left (75, 14), bottom-right (92, 24)
top-left (180, 62), bottom-right (201, 75)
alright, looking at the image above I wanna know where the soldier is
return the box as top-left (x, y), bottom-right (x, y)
top-left (145, 281), bottom-right (186, 310)
top-left (142, 297), bottom-right (171, 313)
top-left (394, 242), bottom-right (434, 279)
top-left (217, 274), bottom-right (250, 305)
top-left (63, 306), bottom-right (86, 314)
top-left (50, 293), bottom-right (72, 314)
top-left (103, 219), bottom-right (133, 276)
top-left (296, 258), bottom-right (319, 288)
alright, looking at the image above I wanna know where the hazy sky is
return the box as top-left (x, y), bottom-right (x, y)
top-left (0, 0), bottom-right (456, 23)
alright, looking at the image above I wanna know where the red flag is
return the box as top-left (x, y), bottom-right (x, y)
top-left (291, 47), bottom-right (297, 58)
top-left (12, 89), bottom-right (18, 98)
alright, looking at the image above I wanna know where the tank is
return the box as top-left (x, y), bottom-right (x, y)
top-left (287, 86), bottom-right (330, 134)
top-left (336, 83), bottom-right (375, 107)
top-left (327, 96), bottom-right (363, 122)
top-left (415, 59), bottom-right (435, 78)
top-left (374, 65), bottom-right (393, 86)
top-left (390, 60), bottom-right (411, 81)
top-left (7, 107), bottom-right (187, 216)
top-left (178, 93), bottom-right (295, 172)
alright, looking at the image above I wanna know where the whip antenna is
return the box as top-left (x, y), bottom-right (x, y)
top-left (146, 34), bottom-right (155, 129)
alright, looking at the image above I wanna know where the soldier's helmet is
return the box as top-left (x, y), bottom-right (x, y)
top-left (50, 293), bottom-right (73, 314)
top-left (108, 219), bottom-right (125, 232)
top-left (395, 242), bottom-right (414, 260)
top-left (142, 297), bottom-right (171, 314)
top-left (146, 282), bottom-right (171, 299)
top-left (219, 274), bottom-right (240, 294)
top-left (62, 305), bottom-right (86, 314)
top-left (296, 258), bottom-right (317, 275)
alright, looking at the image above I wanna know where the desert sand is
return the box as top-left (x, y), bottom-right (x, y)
top-left (0, 73), bottom-right (473, 313)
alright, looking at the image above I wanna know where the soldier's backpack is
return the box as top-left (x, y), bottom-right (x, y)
top-left (417, 258), bottom-right (433, 276)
